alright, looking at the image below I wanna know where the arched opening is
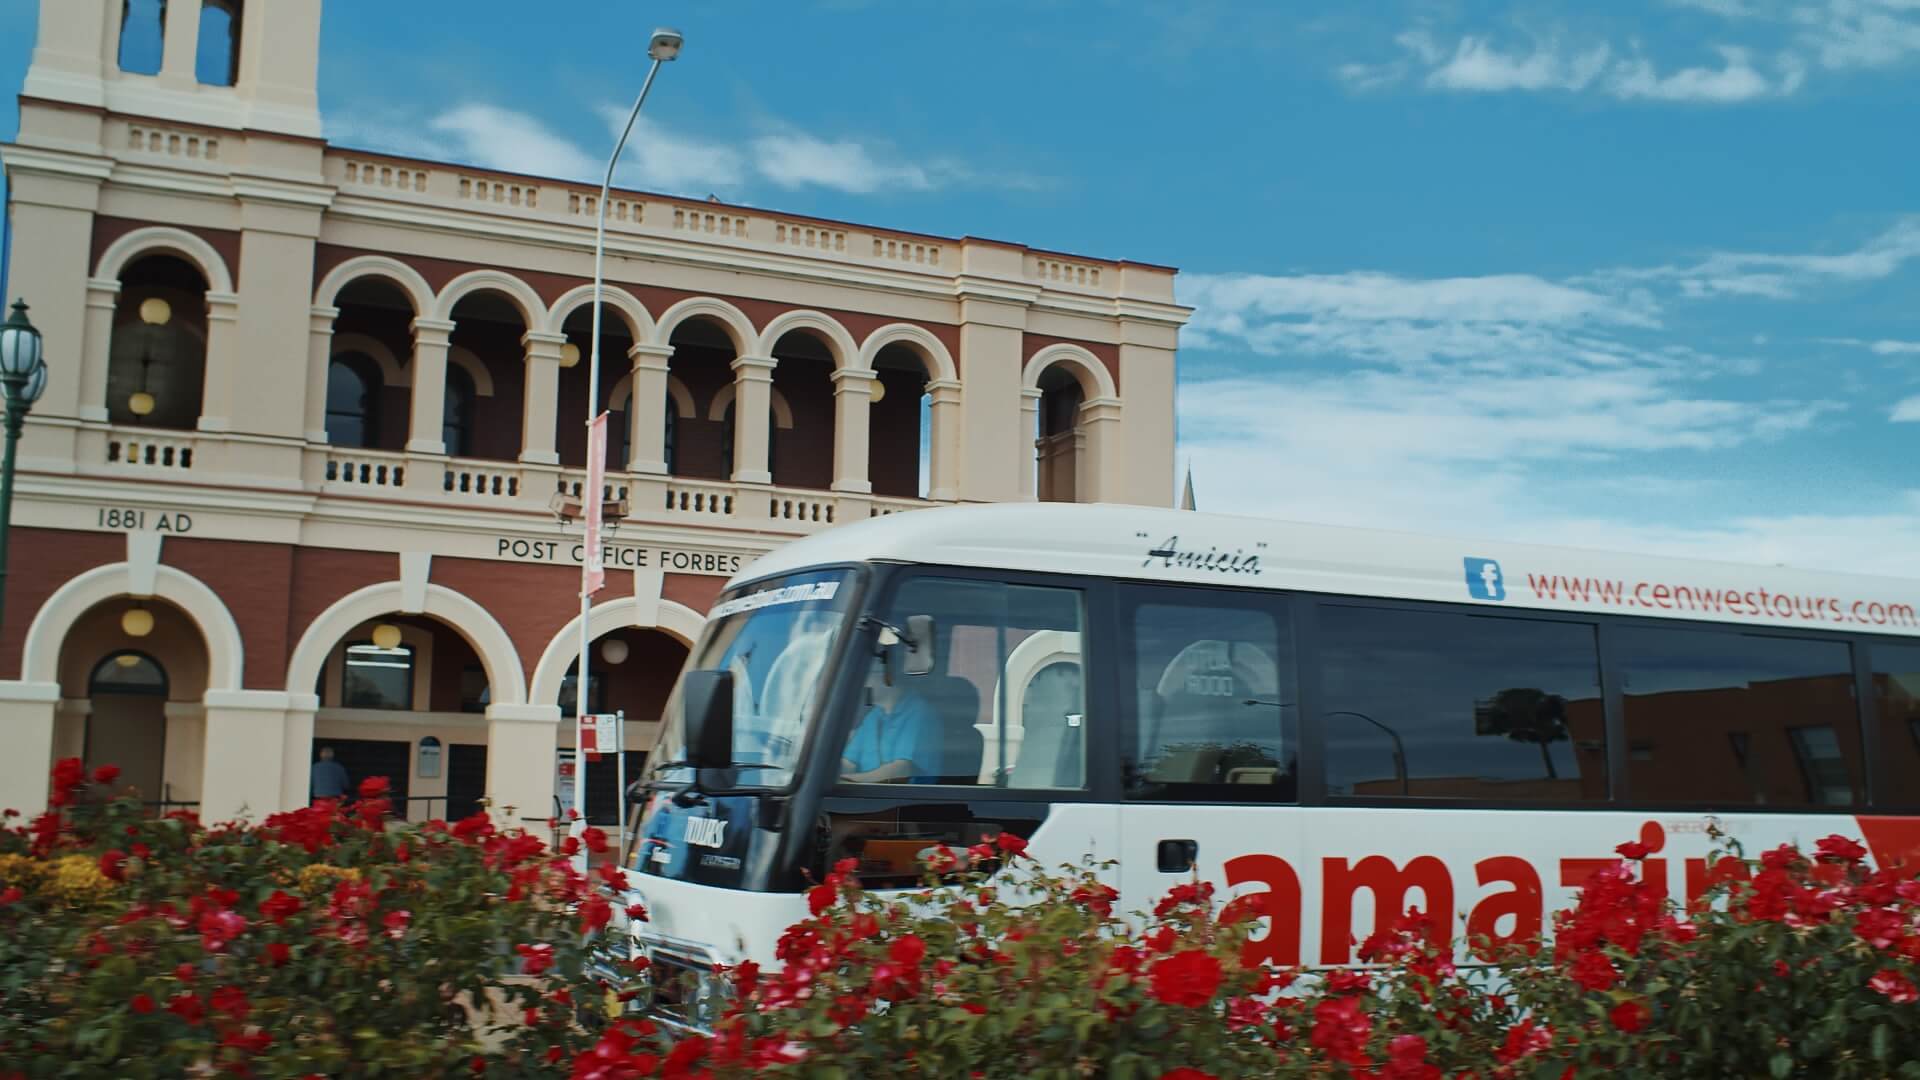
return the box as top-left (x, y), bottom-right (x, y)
top-left (195, 0), bottom-right (242, 86)
top-left (118, 0), bottom-right (166, 76)
top-left (107, 254), bottom-right (208, 431)
top-left (665, 317), bottom-right (739, 480)
top-left (312, 614), bottom-right (493, 821)
top-left (869, 343), bottom-right (934, 499)
top-left (558, 305), bottom-right (636, 470)
top-left (324, 353), bottom-right (381, 448)
top-left (554, 628), bottom-right (689, 825)
top-left (446, 290), bottom-right (529, 463)
top-left (1035, 365), bottom-right (1088, 503)
top-left (56, 597), bottom-right (210, 812)
top-left (328, 277), bottom-right (414, 451)
top-left (767, 330), bottom-right (835, 489)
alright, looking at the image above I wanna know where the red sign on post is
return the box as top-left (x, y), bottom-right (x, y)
top-left (579, 713), bottom-right (601, 763)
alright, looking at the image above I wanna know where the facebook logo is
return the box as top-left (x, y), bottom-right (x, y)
top-left (1464, 558), bottom-right (1507, 601)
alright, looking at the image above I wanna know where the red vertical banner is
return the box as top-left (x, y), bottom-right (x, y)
top-left (581, 411), bottom-right (608, 598)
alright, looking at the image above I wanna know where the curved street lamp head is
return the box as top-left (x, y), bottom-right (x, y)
top-left (0, 300), bottom-right (44, 380)
top-left (647, 28), bottom-right (684, 62)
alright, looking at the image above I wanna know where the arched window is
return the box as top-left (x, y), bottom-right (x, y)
top-left (325, 353), bottom-right (380, 448)
top-left (118, 0), bottom-right (166, 76)
top-left (89, 651), bottom-right (169, 697)
top-left (443, 365), bottom-right (477, 457)
top-left (195, 0), bottom-right (242, 86)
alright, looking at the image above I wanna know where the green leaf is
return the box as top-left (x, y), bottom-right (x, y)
top-left (1770, 1052), bottom-right (1795, 1079)
top-left (1872, 1023), bottom-right (1892, 1063)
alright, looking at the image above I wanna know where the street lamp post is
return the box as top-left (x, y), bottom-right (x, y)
top-left (574, 28), bottom-right (683, 872)
top-left (0, 299), bottom-right (48, 632)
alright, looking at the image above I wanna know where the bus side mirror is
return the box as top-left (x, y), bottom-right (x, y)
top-left (682, 670), bottom-right (734, 771)
top-left (904, 615), bottom-right (936, 676)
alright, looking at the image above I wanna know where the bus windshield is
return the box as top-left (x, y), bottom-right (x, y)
top-left (649, 569), bottom-right (855, 788)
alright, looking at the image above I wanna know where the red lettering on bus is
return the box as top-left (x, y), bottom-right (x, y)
top-left (1465, 856), bottom-right (1542, 949)
top-left (1222, 854), bottom-right (1302, 967)
top-left (1320, 856), bottom-right (1452, 964)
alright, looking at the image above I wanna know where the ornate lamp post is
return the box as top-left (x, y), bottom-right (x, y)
top-left (0, 299), bottom-right (49, 630)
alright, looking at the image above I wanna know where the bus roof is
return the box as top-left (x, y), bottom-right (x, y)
top-left (731, 503), bottom-right (1920, 638)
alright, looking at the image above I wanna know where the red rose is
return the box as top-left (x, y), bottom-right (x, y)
top-left (1309, 996), bottom-right (1373, 1066)
top-left (358, 776), bottom-right (391, 800)
top-left (995, 831), bottom-right (1029, 857)
top-left (266, 942), bottom-right (290, 966)
top-left (50, 758), bottom-right (85, 806)
top-left (92, 764), bottom-right (121, 785)
top-left (1615, 841), bottom-right (1649, 860)
top-left (1570, 950), bottom-right (1618, 992)
top-left (961, 1002), bottom-right (988, 1016)
top-left (1148, 949), bottom-right (1223, 1008)
top-left (0, 887), bottom-right (21, 906)
top-left (596, 863), bottom-right (629, 890)
top-left (517, 943), bottom-right (555, 975)
top-left (210, 985), bottom-right (251, 1023)
top-left (130, 993), bottom-right (155, 1014)
top-left (625, 903), bottom-right (648, 921)
top-left (1160, 1070), bottom-right (1217, 1080)
top-left (1870, 969), bottom-right (1919, 1004)
top-left (98, 850), bottom-right (127, 882)
top-left (259, 890), bottom-right (302, 925)
top-left (889, 934), bottom-right (927, 966)
top-left (579, 894), bottom-right (613, 935)
top-left (383, 909), bottom-right (411, 939)
top-left (582, 827), bottom-right (610, 854)
top-left (807, 883), bottom-right (837, 917)
top-left (1609, 999), bottom-right (1650, 1033)
top-left (165, 992), bottom-right (206, 1026)
top-left (1815, 835), bottom-right (1868, 863)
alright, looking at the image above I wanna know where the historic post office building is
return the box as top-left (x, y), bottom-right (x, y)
top-left (0, 0), bottom-right (1189, 824)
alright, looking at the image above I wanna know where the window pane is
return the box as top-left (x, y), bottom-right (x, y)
top-left (342, 643), bottom-right (413, 710)
top-left (1125, 592), bottom-right (1294, 801)
top-left (1620, 628), bottom-right (1859, 807)
top-left (1319, 607), bottom-right (1604, 802)
top-left (839, 578), bottom-right (1085, 788)
top-left (1874, 644), bottom-right (1920, 807)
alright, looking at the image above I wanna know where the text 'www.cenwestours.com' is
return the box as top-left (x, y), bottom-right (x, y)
top-left (1525, 575), bottom-right (1919, 628)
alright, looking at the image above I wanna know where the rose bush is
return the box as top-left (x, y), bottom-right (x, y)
top-left (5, 758), bottom-right (1919, 1078)
top-left (0, 761), bottom-right (643, 1078)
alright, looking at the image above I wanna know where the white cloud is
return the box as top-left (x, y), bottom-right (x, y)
top-left (1381, 35), bottom-right (1798, 101)
top-left (1606, 46), bottom-right (1776, 100)
top-left (1423, 35), bottom-right (1613, 91)
top-left (1602, 216), bottom-right (1920, 299)
top-left (330, 102), bottom-right (1010, 199)
top-left (1893, 396), bottom-right (1920, 421)
top-left (750, 132), bottom-right (932, 194)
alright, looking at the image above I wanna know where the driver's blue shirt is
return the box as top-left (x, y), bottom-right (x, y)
top-left (845, 693), bottom-right (939, 780)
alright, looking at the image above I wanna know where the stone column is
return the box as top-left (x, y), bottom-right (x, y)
top-left (195, 291), bottom-right (242, 433)
top-left (729, 355), bottom-right (776, 485)
top-left (1079, 397), bottom-right (1126, 504)
top-left (303, 305), bottom-right (339, 442)
top-left (484, 703), bottom-right (562, 825)
top-left (829, 368), bottom-right (874, 494)
top-left (0, 682), bottom-right (61, 815)
top-left (926, 378), bottom-right (963, 502)
top-left (281, 693), bottom-right (318, 809)
top-left (405, 318), bottom-right (454, 454)
top-left (157, 0), bottom-right (202, 87)
top-left (520, 331), bottom-right (566, 466)
top-left (626, 344), bottom-right (673, 474)
top-left (955, 299), bottom-right (1027, 503)
top-left (1118, 329), bottom-right (1179, 507)
top-left (199, 690), bottom-right (292, 821)
top-left (78, 279), bottom-right (119, 423)
top-left (1017, 388), bottom-right (1042, 501)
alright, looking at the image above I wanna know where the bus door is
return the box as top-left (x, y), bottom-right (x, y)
top-left (1112, 584), bottom-right (1306, 958)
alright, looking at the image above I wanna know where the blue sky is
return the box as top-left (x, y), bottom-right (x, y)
top-left (4, 1), bottom-right (1917, 575)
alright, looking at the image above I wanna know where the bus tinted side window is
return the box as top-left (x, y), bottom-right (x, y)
top-left (1871, 643), bottom-right (1920, 809)
top-left (1122, 587), bottom-right (1296, 802)
top-left (1317, 606), bottom-right (1605, 802)
top-left (1618, 628), bottom-right (1860, 808)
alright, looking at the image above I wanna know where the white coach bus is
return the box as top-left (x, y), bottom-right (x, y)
top-left (617, 503), bottom-right (1920, 1026)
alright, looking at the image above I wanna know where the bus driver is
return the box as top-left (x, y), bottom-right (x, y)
top-left (840, 660), bottom-right (940, 784)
